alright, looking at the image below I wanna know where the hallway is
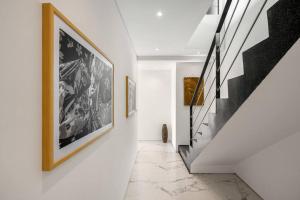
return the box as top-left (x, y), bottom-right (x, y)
top-left (125, 142), bottom-right (262, 200)
top-left (1, 0), bottom-right (299, 199)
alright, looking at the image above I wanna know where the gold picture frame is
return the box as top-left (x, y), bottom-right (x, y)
top-left (42, 3), bottom-right (114, 171)
top-left (125, 76), bottom-right (136, 118)
top-left (184, 77), bottom-right (204, 106)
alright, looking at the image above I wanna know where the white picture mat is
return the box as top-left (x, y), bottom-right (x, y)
top-left (53, 15), bottom-right (113, 162)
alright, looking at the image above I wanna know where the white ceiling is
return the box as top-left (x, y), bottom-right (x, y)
top-left (187, 15), bottom-right (220, 54)
top-left (115, 0), bottom-right (219, 57)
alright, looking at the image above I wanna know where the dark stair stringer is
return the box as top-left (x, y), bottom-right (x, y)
top-left (179, 0), bottom-right (300, 172)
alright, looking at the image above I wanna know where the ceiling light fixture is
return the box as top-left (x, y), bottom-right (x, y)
top-left (155, 48), bottom-right (160, 51)
top-left (156, 11), bottom-right (163, 17)
top-left (196, 51), bottom-right (207, 57)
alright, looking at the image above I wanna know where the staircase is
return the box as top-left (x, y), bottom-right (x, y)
top-left (179, 0), bottom-right (300, 172)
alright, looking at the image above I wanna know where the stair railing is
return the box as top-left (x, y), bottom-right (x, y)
top-left (190, 0), bottom-right (233, 146)
top-left (190, 0), bottom-right (267, 146)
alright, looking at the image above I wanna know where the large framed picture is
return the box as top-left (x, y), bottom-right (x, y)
top-left (126, 76), bottom-right (136, 118)
top-left (42, 3), bottom-right (114, 171)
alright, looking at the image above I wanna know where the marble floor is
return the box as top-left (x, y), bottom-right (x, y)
top-left (124, 141), bottom-right (263, 200)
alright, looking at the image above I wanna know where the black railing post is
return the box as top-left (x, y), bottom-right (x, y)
top-left (216, 33), bottom-right (221, 99)
top-left (190, 106), bottom-right (193, 146)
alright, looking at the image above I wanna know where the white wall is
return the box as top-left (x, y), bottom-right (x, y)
top-left (0, 0), bottom-right (137, 200)
top-left (235, 131), bottom-right (300, 200)
top-left (176, 62), bottom-right (203, 148)
top-left (137, 61), bottom-right (203, 148)
top-left (137, 61), bottom-right (173, 141)
top-left (171, 67), bottom-right (177, 149)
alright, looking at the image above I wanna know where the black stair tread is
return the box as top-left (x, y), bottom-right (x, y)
top-left (216, 98), bottom-right (237, 119)
top-left (207, 99), bottom-right (234, 135)
top-left (243, 39), bottom-right (289, 93)
top-left (243, 0), bottom-right (300, 94)
top-left (267, 0), bottom-right (300, 38)
top-left (216, 98), bottom-right (231, 111)
top-left (228, 75), bottom-right (249, 108)
top-left (210, 0), bottom-right (300, 147)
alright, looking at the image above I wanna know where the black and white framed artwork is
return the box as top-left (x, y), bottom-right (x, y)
top-left (42, 3), bottom-right (114, 170)
top-left (58, 29), bottom-right (113, 148)
top-left (126, 76), bottom-right (136, 118)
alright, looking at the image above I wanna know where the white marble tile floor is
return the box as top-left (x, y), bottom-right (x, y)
top-left (124, 141), bottom-right (262, 200)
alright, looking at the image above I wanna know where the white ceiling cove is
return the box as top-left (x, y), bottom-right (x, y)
top-left (115, 0), bottom-right (218, 57)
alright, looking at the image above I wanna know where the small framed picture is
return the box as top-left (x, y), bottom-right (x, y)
top-left (42, 3), bottom-right (114, 171)
top-left (126, 76), bottom-right (136, 118)
top-left (184, 77), bottom-right (204, 106)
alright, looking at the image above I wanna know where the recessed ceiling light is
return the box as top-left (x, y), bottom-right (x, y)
top-left (156, 11), bottom-right (163, 17)
top-left (155, 48), bottom-right (160, 51)
top-left (196, 51), bottom-right (207, 56)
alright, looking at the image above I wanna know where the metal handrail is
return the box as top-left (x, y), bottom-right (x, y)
top-left (192, 0), bottom-right (240, 116)
top-left (192, 0), bottom-right (267, 138)
top-left (189, 0), bottom-right (233, 109)
top-left (189, 0), bottom-right (233, 145)
top-left (219, 0), bottom-right (240, 47)
top-left (192, 57), bottom-right (216, 115)
top-left (218, 0), bottom-right (252, 71)
top-left (193, 0), bottom-right (246, 123)
top-left (193, 76), bottom-right (216, 125)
